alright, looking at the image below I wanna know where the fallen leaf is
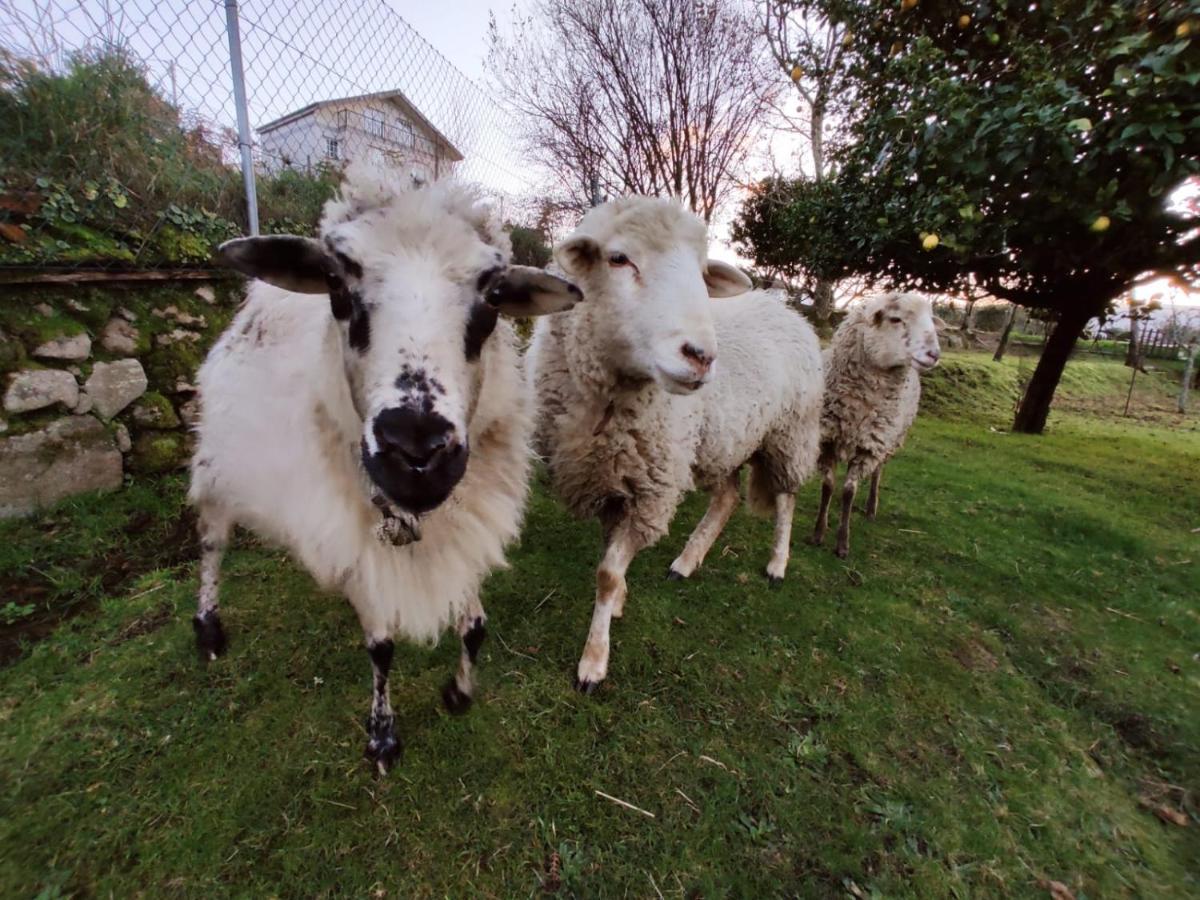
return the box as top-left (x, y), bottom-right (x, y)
top-left (1152, 805), bottom-right (1189, 827)
top-left (0, 222), bottom-right (26, 244)
top-left (1038, 879), bottom-right (1076, 900)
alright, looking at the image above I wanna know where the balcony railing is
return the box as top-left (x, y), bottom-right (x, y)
top-left (335, 108), bottom-right (439, 159)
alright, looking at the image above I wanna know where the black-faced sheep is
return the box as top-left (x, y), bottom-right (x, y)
top-left (810, 292), bottom-right (941, 559)
top-left (189, 166), bottom-right (580, 772)
top-left (528, 197), bottom-right (823, 693)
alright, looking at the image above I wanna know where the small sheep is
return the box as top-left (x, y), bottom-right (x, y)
top-left (189, 166), bottom-right (580, 772)
top-left (810, 292), bottom-right (941, 559)
top-left (529, 197), bottom-right (824, 692)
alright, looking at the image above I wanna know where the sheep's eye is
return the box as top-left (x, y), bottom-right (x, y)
top-left (889, 316), bottom-right (903, 324)
top-left (608, 252), bottom-right (631, 267)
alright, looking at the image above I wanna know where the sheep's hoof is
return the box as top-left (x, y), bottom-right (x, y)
top-left (192, 611), bottom-right (227, 661)
top-left (441, 678), bottom-right (473, 715)
top-left (573, 675), bottom-right (601, 695)
top-left (364, 723), bottom-right (402, 774)
top-left (666, 567), bottom-right (686, 581)
top-left (834, 545), bottom-right (849, 560)
top-left (764, 571), bottom-right (784, 588)
top-left (807, 534), bottom-right (825, 547)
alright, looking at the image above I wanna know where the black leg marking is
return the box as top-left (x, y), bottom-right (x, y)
top-left (193, 610), bottom-right (227, 660)
top-left (462, 618), bottom-right (486, 663)
top-left (364, 639), bottom-right (401, 773)
top-left (441, 678), bottom-right (473, 714)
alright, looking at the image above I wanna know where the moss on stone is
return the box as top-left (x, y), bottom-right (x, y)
top-left (130, 391), bottom-right (180, 429)
top-left (0, 329), bottom-right (27, 380)
top-left (144, 338), bottom-right (204, 390)
top-left (129, 430), bottom-right (190, 473)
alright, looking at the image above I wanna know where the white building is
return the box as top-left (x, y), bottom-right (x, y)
top-left (256, 89), bottom-right (463, 182)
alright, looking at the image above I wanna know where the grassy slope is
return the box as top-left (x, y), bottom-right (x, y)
top-left (0, 353), bottom-right (1197, 898)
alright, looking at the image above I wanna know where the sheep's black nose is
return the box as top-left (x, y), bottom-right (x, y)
top-left (373, 407), bottom-right (458, 470)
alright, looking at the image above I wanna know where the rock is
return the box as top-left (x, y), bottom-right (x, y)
top-left (173, 378), bottom-right (198, 395)
top-left (35, 303), bottom-right (54, 317)
top-left (116, 306), bottom-right (138, 323)
top-left (156, 328), bottom-right (202, 347)
top-left (194, 285), bottom-right (216, 304)
top-left (33, 333), bottom-right (91, 361)
top-left (4, 369), bottom-right (79, 413)
top-left (100, 318), bottom-right (140, 355)
top-left (72, 390), bottom-right (94, 415)
top-left (178, 396), bottom-right (202, 427)
top-left (0, 418), bottom-right (7, 434)
top-left (131, 391), bottom-right (181, 429)
top-left (0, 416), bottom-right (123, 517)
top-left (66, 298), bottom-right (91, 314)
top-left (151, 305), bottom-right (177, 319)
top-left (85, 359), bottom-right (148, 419)
top-left (114, 423), bottom-right (132, 453)
top-left (174, 311), bottom-right (207, 328)
top-left (129, 430), bottom-right (191, 474)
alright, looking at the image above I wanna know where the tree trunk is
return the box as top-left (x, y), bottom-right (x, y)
top-left (1012, 301), bottom-right (1100, 434)
top-left (993, 303), bottom-right (1018, 362)
top-left (1180, 343), bottom-right (1198, 414)
top-left (812, 278), bottom-right (835, 325)
top-left (1125, 314), bottom-right (1140, 367)
top-left (960, 298), bottom-right (977, 333)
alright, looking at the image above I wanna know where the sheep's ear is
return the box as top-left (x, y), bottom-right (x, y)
top-left (486, 266), bottom-right (583, 317)
top-left (704, 260), bottom-right (752, 298)
top-left (215, 236), bottom-right (331, 294)
top-left (555, 235), bottom-right (602, 276)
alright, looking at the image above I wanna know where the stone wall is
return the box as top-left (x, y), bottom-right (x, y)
top-left (0, 277), bottom-right (241, 517)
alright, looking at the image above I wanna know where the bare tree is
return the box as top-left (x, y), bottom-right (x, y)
top-left (488, 0), bottom-right (777, 223)
top-left (758, 0), bottom-right (853, 323)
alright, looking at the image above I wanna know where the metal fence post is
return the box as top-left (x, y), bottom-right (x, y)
top-left (224, 0), bottom-right (260, 235)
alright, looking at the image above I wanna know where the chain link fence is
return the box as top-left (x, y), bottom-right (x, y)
top-left (0, 0), bottom-right (532, 272)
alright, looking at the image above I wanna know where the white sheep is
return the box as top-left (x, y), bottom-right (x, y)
top-left (529, 197), bottom-right (824, 692)
top-left (810, 292), bottom-right (941, 559)
top-left (189, 166), bottom-right (580, 772)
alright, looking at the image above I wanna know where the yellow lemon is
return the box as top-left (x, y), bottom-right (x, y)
top-left (922, 234), bottom-right (940, 251)
top-left (1091, 215), bottom-right (1111, 233)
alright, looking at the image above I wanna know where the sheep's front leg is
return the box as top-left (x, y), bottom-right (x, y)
top-left (865, 465), bottom-right (883, 520)
top-left (836, 461), bottom-right (871, 559)
top-left (668, 471), bottom-right (740, 581)
top-left (576, 522), bottom-right (642, 694)
top-left (442, 600), bottom-right (487, 714)
top-left (364, 637), bottom-right (402, 774)
top-left (193, 507), bottom-right (231, 660)
top-left (764, 493), bottom-right (796, 584)
top-left (810, 454), bottom-right (837, 546)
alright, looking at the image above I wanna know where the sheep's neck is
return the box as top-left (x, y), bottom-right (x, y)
top-left (851, 332), bottom-right (910, 396)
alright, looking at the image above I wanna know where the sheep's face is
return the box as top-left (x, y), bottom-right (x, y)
top-left (217, 203), bottom-right (580, 515)
top-left (556, 198), bottom-right (751, 394)
top-left (860, 293), bottom-right (942, 372)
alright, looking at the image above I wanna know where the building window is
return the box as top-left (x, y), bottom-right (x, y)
top-left (364, 106), bottom-right (386, 138)
top-left (326, 138), bottom-right (340, 160)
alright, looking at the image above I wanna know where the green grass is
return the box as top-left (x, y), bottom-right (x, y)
top-left (1, 353), bottom-right (1197, 897)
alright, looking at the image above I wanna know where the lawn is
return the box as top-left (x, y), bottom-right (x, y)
top-left (1, 352), bottom-right (1197, 898)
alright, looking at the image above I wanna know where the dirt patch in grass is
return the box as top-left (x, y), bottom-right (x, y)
top-left (0, 481), bottom-right (196, 665)
top-left (952, 637), bottom-right (1000, 671)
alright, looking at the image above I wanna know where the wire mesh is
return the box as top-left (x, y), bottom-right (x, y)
top-left (0, 0), bottom-right (531, 270)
